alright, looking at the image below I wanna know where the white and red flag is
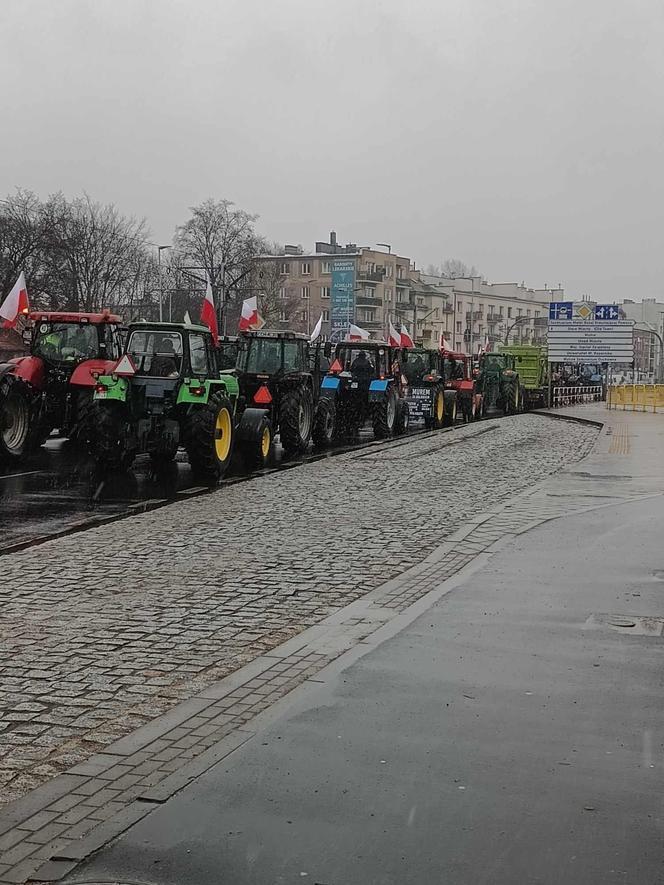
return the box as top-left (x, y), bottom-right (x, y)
top-left (348, 323), bottom-right (370, 341)
top-left (440, 333), bottom-right (452, 351)
top-left (0, 272), bottom-right (29, 329)
top-left (400, 324), bottom-right (414, 348)
top-left (200, 281), bottom-right (218, 345)
top-left (239, 295), bottom-right (265, 332)
top-left (387, 320), bottom-right (401, 347)
top-left (310, 313), bottom-right (323, 342)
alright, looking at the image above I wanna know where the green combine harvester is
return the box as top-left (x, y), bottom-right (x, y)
top-left (498, 344), bottom-right (548, 409)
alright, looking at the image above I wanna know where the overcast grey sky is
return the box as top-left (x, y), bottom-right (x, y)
top-left (2, 0), bottom-right (663, 300)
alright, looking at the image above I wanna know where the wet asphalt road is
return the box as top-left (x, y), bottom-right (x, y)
top-left (0, 424), bottom-right (426, 553)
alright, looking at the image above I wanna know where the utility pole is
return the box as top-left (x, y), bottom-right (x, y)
top-left (157, 245), bottom-right (171, 322)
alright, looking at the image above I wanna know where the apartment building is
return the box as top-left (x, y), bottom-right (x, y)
top-left (253, 232), bottom-right (411, 339)
top-left (254, 233), bottom-right (558, 352)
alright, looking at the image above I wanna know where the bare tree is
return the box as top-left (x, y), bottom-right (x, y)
top-left (0, 189), bottom-right (46, 305)
top-left (174, 199), bottom-right (264, 329)
top-left (37, 193), bottom-right (151, 312)
top-left (438, 258), bottom-right (480, 279)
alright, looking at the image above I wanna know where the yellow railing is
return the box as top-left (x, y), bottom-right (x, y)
top-left (607, 384), bottom-right (664, 412)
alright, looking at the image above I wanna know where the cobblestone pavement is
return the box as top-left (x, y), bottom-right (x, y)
top-left (0, 415), bottom-right (597, 808)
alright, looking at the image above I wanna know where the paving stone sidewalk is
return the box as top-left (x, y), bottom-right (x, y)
top-left (0, 415), bottom-right (597, 819)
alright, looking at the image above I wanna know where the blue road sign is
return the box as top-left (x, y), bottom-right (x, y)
top-left (594, 304), bottom-right (621, 320)
top-left (549, 301), bottom-right (573, 320)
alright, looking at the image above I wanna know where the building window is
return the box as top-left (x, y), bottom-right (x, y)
top-left (280, 262), bottom-right (290, 274)
top-left (321, 286), bottom-right (330, 299)
top-left (363, 287), bottom-right (374, 298)
top-left (489, 305), bottom-right (495, 315)
top-left (279, 310), bottom-right (286, 321)
top-left (385, 287), bottom-right (392, 301)
top-left (300, 310), bottom-right (307, 322)
top-left (535, 310), bottom-right (540, 318)
top-left (385, 264), bottom-right (393, 278)
top-left (457, 302), bottom-right (463, 313)
top-left (517, 308), bottom-right (523, 316)
top-left (397, 266), bottom-right (404, 279)
top-left (417, 297), bottom-right (425, 306)
top-left (526, 309), bottom-right (531, 317)
top-left (397, 290), bottom-right (405, 303)
top-left (322, 309), bottom-right (329, 322)
top-left (361, 308), bottom-right (376, 322)
top-left (456, 321), bottom-right (462, 333)
top-left (499, 305), bottom-right (504, 316)
top-left (321, 261), bottom-right (331, 274)
top-left (279, 287), bottom-right (287, 300)
top-left (478, 304), bottom-right (484, 315)
top-left (508, 307), bottom-right (513, 318)
top-left (301, 261), bottom-right (311, 275)
top-left (301, 286), bottom-right (309, 299)
top-left (434, 308), bottom-right (439, 318)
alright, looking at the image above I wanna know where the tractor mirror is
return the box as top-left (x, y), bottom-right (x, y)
top-left (323, 341), bottom-right (332, 358)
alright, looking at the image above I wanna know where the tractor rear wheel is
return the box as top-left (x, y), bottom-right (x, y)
top-left (312, 397), bottom-right (335, 448)
top-left (69, 390), bottom-right (96, 450)
top-left (279, 386), bottom-right (313, 455)
top-left (394, 399), bottom-right (410, 435)
top-left (0, 374), bottom-right (33, 463)
top-left (93, 403), bottom-right (135, 472)
top-left (185, 392), bottom-right (235, 481)
top-left (372, 386), bottom-right (397, 439)
top-left (426, 385), bottom-right (445, 429)
top-left (442, 394), bottom-right (457, 427)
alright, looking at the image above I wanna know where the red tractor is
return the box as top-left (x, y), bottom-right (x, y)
top-left (441, 349), bottom-right (484, 422)
top-left (0, 310), bottom-right (123, 462)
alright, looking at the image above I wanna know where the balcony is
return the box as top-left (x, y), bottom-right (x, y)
top-left (487, 312), bottom-right (502, 322)
top-left (395, 277), bottom-right (410, 287)
top-left (357, 268), bottom-right (384, 283)
top-left (465, 311), bottom-right (483, 321)
top-left (356, 295), bottom-right (383, 307)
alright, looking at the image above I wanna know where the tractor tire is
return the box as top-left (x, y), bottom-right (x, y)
top-left (93, 403), bottom-right (135, 472)
top-left (442, 394), bottom-right (457, 427)
top-left (279, 386), bottom-right (313, 455)
top-left (0, 374), bottom-right (33, 463)
top-left (69, 390), bottom-right (96, 451)
top-left (239, 409), bottom-right (273, 471)
top-left (394, 399), bottom-right (410, 435)
top-left (426, 385), bottom-right (445, 429)
top-left (185, 392), bottom-right (235, 482)
top-left (372, 385), bottom-right (398, 439)
top-left (312, 398), bottom-right (335, 448)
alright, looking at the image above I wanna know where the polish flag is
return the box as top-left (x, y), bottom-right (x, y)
top-left (239, 295), bottom-right (265, 332)
top-left (348, 323), bottom-right (370, 341)
top-left (400, 324), bottom-right (414, 348)
top-left (0, 272), bottom-right (30, 329)
top-left (484, 333), bottom-right (491, 352)
top-left (310, 313), bottom-right (323, 342)
top-left (388, 320), bottom-right (401, 347)
top-left (440, 334), bottom-right (452, 351)
top-left (200, 281), bottom-right (218, 345)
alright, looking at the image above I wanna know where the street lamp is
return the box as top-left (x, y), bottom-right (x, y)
top-left (156, 245), bottom-right (172, 322)
top-left (501, 315), bottom-right (529, 344)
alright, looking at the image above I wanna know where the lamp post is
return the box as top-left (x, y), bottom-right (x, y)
top-left (156, 245), bottom-right (171, 322)
top-left (501, 315), bottom-right (529, 345)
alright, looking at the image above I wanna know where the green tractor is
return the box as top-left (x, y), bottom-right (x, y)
top-left (477, 352), bottom-right (522, 416)
top-left (91, 321), bottom-right (244, 480)
top-left (401, 346), bottom-right (458, 429)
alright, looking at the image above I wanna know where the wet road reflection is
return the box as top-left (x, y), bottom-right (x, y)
top-left (0, 423), bottom-right (402, 552)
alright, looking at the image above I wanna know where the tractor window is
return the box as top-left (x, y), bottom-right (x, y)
top-left (217, 341), bottom-right (238, 370)
top-left (283, 342), bottom-right (301, 372)
top-left (242, 339), bottom-right (282, 374)
top-left (403, 350), bottom-right (428, 383)
top-left (127, 331), bottom-right (183, 378)
top-left (189, 334), bottom-right (209, 376)
top-left (33, 323), bottom-right (99, 363)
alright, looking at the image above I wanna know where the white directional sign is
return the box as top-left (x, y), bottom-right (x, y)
top-left (547, 320), bottom-right (634, 363)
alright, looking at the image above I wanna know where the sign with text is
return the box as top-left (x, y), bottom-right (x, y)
top-left (547, 320), bottom-right (634, 363)
top-left (330, 259), bottom-right (356, 339)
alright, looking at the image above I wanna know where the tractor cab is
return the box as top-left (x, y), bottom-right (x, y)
top-left (326, 341), bottom-right (401, 390)
top-left (401, 347), bottom-right (440, 384)
top-left (236, 330), bottom-right (311, 408)
top-left (216, 335), bottom-right (240, 371)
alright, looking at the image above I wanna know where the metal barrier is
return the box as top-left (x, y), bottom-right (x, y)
top-left (551, 385), bottom-right (604, 408)
top-left (607, 384), bottom-right (664, 412)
